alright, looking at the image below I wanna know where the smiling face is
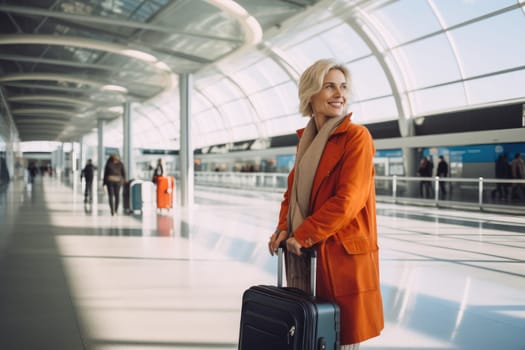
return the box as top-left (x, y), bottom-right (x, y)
top-left (309, 68), bottom-right (348, 123)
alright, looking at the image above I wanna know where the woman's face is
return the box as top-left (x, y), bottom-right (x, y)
top-left (310, 69), bottom-right (347, 119)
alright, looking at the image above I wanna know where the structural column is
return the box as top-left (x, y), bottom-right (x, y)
top-left (58, 143), bottom-right (65, 179)
top-left (71, 142), bottom-right (77, 173)
top-left (123, 102), bottom-right (133, 180)
top-left (51, 149), bottom-right (57, 177)
top-left (97, 119), bottom-right (104, 182)
top-left (403, 147), bottom-right (418, 175)
top-left (398, 114), bottom-right (418, 195)
top-left (79, 138), bottom-right (84, 174)
top-left (179, 73), bottom-right (194, 208)
top-left (6, 140), bottom-right (14, 180)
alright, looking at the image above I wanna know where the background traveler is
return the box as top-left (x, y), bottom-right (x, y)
top-left (152, 158), bottom-right (164, 184)
top-left (80, 159), bottom-right (96, 203)
top-left (437, 155), bottom-right (449, 197)
top-left (511, 152), bottom-right (525, 200)
top-left (492, 154), bottom-right (510, 200)
top-left (103, 154), bottom-right (126, 216)
top-left (27, 161), bottom-right (38, 183)
top-left (417, 157), bottom-right (433, 198)
top-left (268, 59), bottom-right (383, 349)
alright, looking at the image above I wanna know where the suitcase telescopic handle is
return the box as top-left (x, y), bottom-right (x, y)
top-left (277, 241), bottom-right (318, 297)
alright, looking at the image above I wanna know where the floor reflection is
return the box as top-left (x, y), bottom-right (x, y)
top-left (156, 213), bottom-right (173, 237)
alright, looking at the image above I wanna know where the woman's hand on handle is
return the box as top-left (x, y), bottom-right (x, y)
top-left (285, 237), bottom-right (303, 256)
top-left (268, 230), bottom-right (288, 256)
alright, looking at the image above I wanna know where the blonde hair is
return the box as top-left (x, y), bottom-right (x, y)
top-left (298, 59), bottom-right (351, 117)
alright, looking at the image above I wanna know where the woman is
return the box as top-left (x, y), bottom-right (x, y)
top-left (103, 154), bottom-right (126, 216)
top-left (268, 59), bottom-right (383, 349)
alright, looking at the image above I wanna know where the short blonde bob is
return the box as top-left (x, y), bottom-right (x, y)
top-left (298, 59), bottom-right (351, 117)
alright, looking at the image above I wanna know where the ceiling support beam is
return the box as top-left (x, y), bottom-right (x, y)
top-left (0, 4), bottom-right (240, 43)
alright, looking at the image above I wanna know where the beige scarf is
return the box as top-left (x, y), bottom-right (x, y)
top-left (286, 114), bottom-right (345, 292)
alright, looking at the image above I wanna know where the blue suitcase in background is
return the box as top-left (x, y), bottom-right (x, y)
top-left (238, 246), bottom-right (340, 350)
top-left (129, 180), bottom-right (155, 213)
top-left (130, 180), bottom-right (144, 212)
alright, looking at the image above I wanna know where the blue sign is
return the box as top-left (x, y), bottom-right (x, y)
top-left (423, 143), bottom-right (525, 163)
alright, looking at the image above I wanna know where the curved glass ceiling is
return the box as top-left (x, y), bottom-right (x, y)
top-left (82, 0), bottom-right (524, 150)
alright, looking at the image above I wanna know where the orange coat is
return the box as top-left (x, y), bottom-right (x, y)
top-left (276, 116), bottom-right (384, 344)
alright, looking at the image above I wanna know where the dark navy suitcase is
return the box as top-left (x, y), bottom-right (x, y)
top-left (238, 246), bottom-right (340, 350)
top-left (122, 179), bottom-right (133, 213)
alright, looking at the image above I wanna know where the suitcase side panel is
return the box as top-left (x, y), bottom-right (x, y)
top-left (257, 286), bottom-right (340, 350)
top-left (314, 302), bottom-right (341, 350)
top-left (141, 181), bottom-right (156, 208)
top-left (239, 285), bottom-right (339, 350)
top-left (130, 181), bottom-right (143, 211)
top-left (239, 287), bottom-right (309, 350)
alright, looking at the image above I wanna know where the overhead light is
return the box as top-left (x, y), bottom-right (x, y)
top-left (210, 0), bottom-right (248, 17)
top-left (101, 84), bottom-right (128, 93)
top-left (246, 16), bottom-right (263, 45)
top-left (0, 35), bottom-right (172, 74)
top-left (121, 49), bottom-right (157, 63)
top-left (108, 106), bottom-right (124, 113)
top-left (20, 141), bottom-right (61, 152)
top-left (208, 0), bottom-right (262, 46)
top-left (155, 61), bottom-right (171, 71)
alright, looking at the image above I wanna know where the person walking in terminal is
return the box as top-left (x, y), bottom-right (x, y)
top-left (152, 158), bottom-right (164, 184)
top-left (103, 154), bottom-right (126, 216)
top-left (268, 59), bottom-right (384, 349)
top-left (80, 159), bottom-right (96, 203)
top-left (492, 154), bottom-right (510, 200)
top-left (437, 155), bottom-right (449, 197)
top-left (27, 161), bottom-right (38, 183)
top-left (417, 157), bottom-right (433, 198)
top-left (510, 152), bottom-right (525, 200)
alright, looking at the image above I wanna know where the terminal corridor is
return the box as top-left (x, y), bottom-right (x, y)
top-left (1, 176), bottom-right (524, 350)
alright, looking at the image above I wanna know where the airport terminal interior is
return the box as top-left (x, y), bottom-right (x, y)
top-left (1, 175), bottom-right (524, 350)
top-left (1, 0), bottom-right (525, 349)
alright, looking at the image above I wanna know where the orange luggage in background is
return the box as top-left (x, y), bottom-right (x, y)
top-left (156, 175), bottom-right (174, 209)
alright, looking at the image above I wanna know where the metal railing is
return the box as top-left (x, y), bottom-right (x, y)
top-left (195, 171), bottom-right (288, 191)
top-left (195, 171), bottom-right (525, 214)
top-left (375, 176), bottom-right (524, 213)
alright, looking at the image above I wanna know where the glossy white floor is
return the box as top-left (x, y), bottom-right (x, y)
top-left (0, 175), bottom-right (524, 350)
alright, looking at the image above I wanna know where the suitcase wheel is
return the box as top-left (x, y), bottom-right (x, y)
top-left (318, 337), bottom-right (326, 350)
